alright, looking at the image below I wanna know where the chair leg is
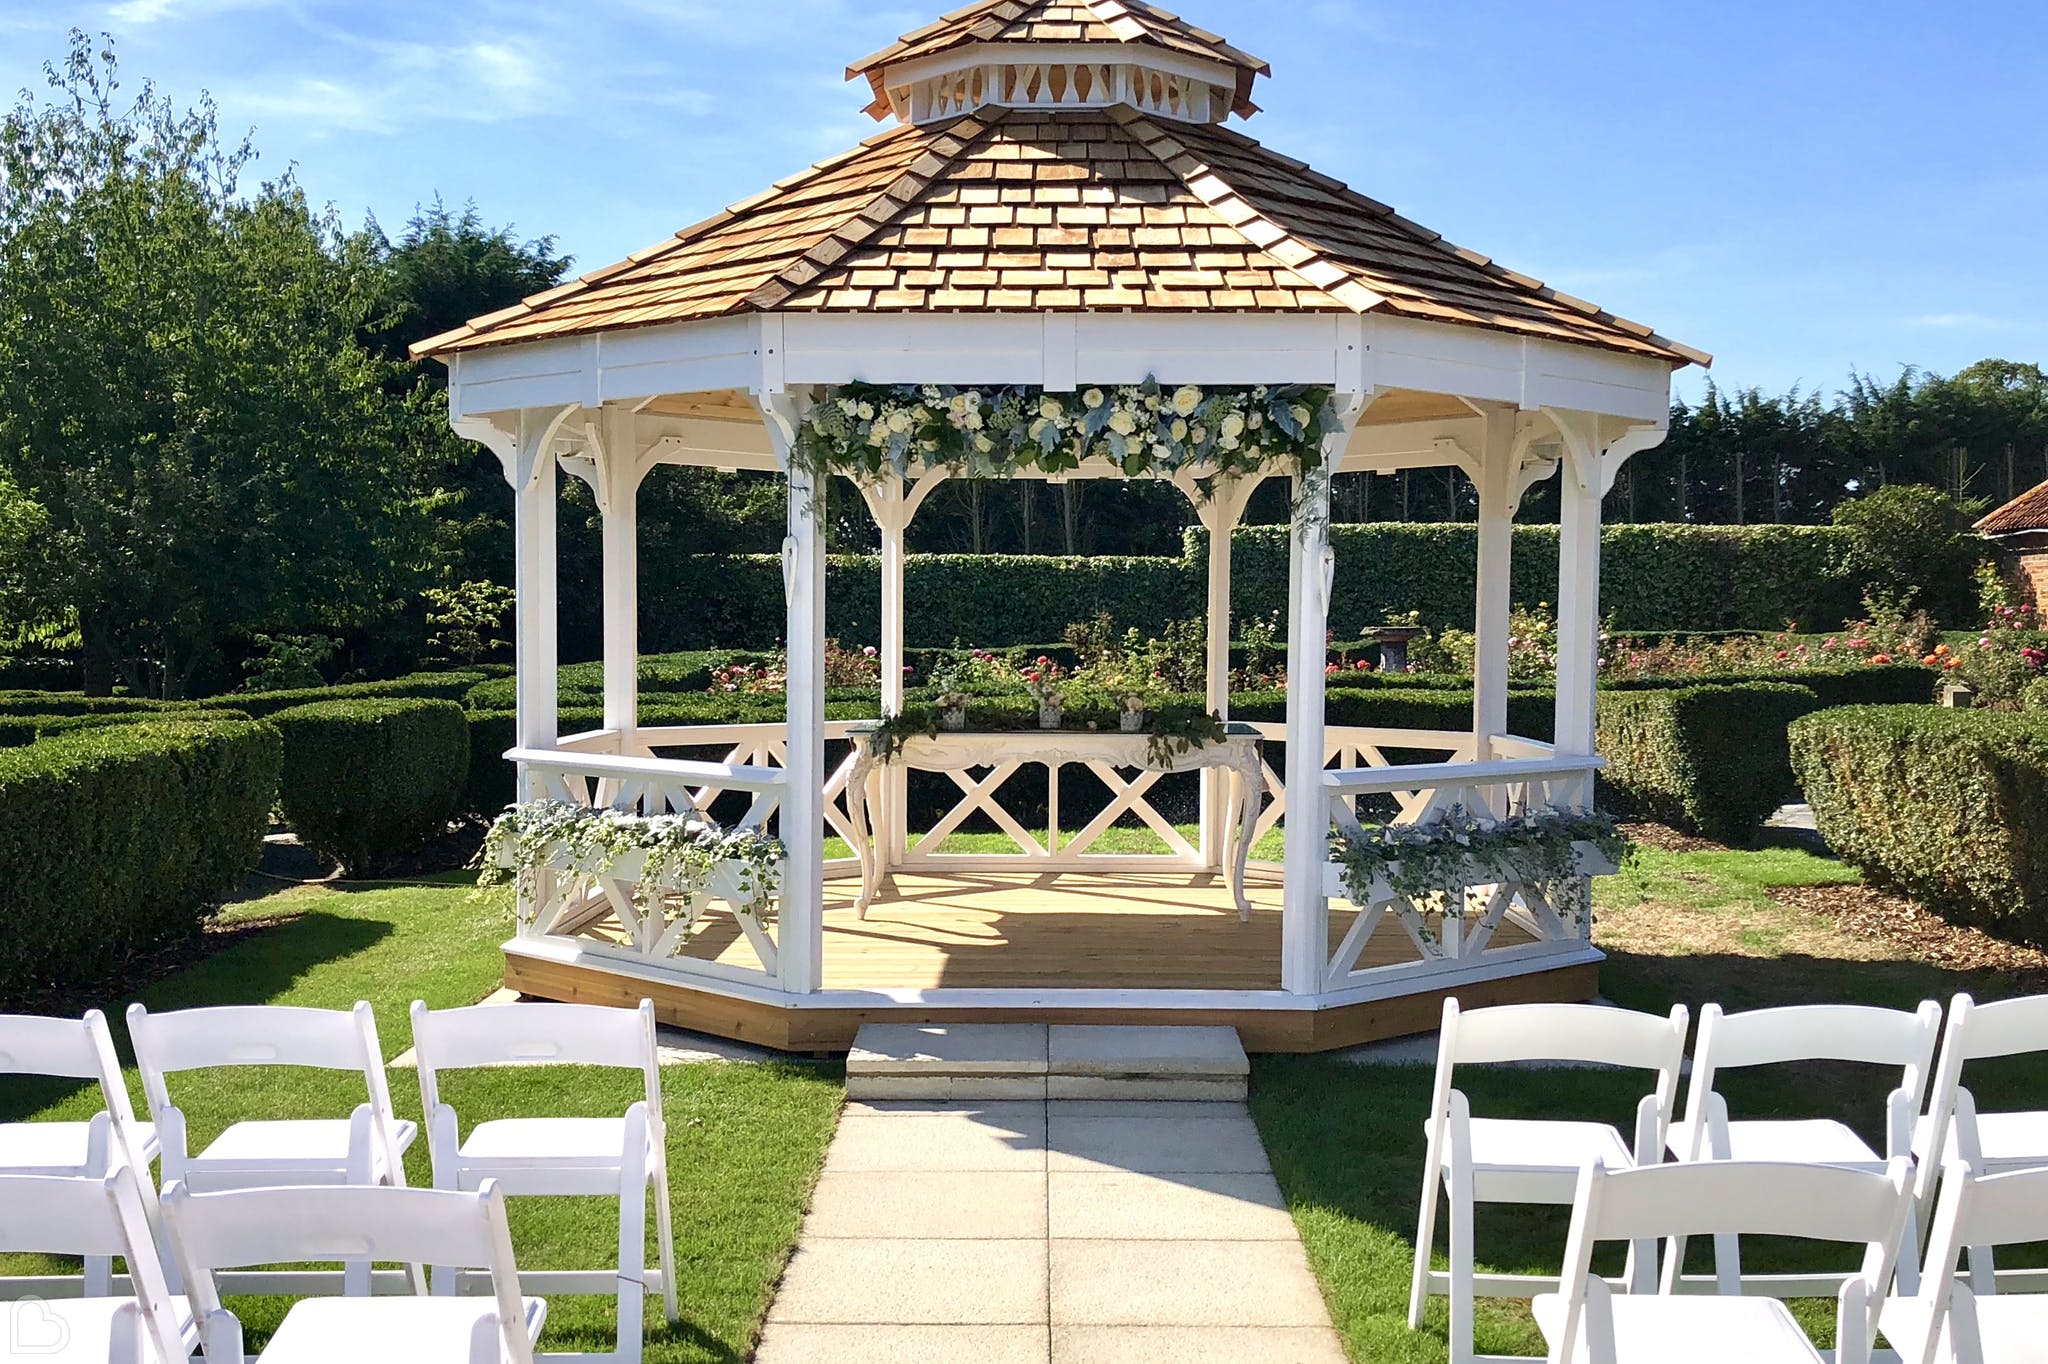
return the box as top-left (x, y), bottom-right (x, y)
top-left (1447, 1170), bottom-right (1476, 1364)
top-left (652, 1160), bottom-right (679, 1323)
top-left (617, 1170), bottom-right (648, 1364)
top-left (1408, 1165), bottom-right (1441, 1329)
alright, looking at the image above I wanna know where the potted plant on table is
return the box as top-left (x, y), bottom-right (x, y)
top-left (1023, 657), bottom-right (1068, 729)
top-left (927, 658), bottom-right (973, 731)
top-left (1118, 689), bottom-right (1150, 732)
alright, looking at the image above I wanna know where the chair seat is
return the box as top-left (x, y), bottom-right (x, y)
top-left (1670, 1119), bottom-right (1883, 1169)
top-left (0, 1293), bottom-right (195, 1363)
top-left (458, 1117), bottom-right (633, 1169)
top-left (0, 1120), bottom-right (159, 1174)
top-left (1913, 1110), bottom-right (2048, 1172)
top-left (1884, 1291), bottom-right (2048, 1363)
top-left (189, 1117), bottom-right (416, 1182)
top-left (1534, 1290), bottom-right (1824, 1364)
top-left (257, 1294), bottom-right (547, 1363)
top-left (1451, 1117), bottom-right (1634, 1199)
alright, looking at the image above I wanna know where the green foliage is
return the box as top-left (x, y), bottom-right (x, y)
top-left (0, 707), bottom-right (254, 748)
top-left (228, 671), bottom-right (486, 719)
top-left (0, 36), bottom-right (443, 697)
top-left (1791, 706), bottom-right (2048, 941)
top-left (1832, 484), bottom-right (1989, 622)
top-left (270, 698), bottom-right (469, 872)
top-left (239, 633), bottom-right (339, 692)
top-left (1596, 682), bottom-right (1822, 844)
top-left (1602, 662), bottom-right (1935, 710)
top-left (0, 716), bottom-right (279, 1007)
top-left (424, 580), bottom-right (516, 666)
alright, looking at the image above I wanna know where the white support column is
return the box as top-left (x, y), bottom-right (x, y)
top-left (1471, 409), bottom-right (1516, 760)
top-left (861, 477), bottom-right (933, 868)
top-left (512, 422), bottom-right (561, 790)
top-left (1281, 396), bottom-right (1366, 996)
top-left (1550, 413), bottom-right (1607, 812)
top-left (599, 405), bottom-right (641, 743)
top-left (761, 394), bottom-right (824, 995)
top-left (1180, 473), bottom-right (1259, 869)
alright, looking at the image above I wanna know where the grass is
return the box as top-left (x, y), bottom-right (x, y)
top-left (0, 875), bottom-right (842, 1364)
top-left (1250, 838), bottom-right (2048, 1364)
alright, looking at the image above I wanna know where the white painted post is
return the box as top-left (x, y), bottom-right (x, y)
top-left (1187, 475), bottom-right (1255, 869)
top-left (1281, 465), bottom-right (1335, 995)
top-left (1471, 410), bottom-right (1515, 761)
top-left (513, 433), bottom-right (559, 791)
top-left (600, 406), bottom-right (640, 745)
top-left (1554, 438), bottom-right (1604, 808)
top-left (765, 396), bottom-right (824, 995)
top-left (871, 482), bottom-right (910, 867)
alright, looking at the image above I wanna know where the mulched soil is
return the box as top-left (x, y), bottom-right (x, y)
top-left (1769, 882), bottom-right (2048, 980)
top-left (12, 912), bottom-right (304, 1016)
top-left (1619, 822), bottom-right (1724, 853)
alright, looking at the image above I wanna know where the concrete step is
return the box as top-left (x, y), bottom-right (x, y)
top-left (846, 1024), bottom-right (1249, 1101)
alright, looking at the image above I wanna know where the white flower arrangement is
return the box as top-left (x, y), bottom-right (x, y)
top-left (795, 376), bottom-right (1340, 489)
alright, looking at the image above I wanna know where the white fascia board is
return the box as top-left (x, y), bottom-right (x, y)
top-left (883, 42), bottom-right (1239, 93)
top-left (1362, 315), bottom-right (1672, 422)
top-left (450, 316), bottom-right (759, 418)
top-left (782, 313), bottom-right (1053, 386)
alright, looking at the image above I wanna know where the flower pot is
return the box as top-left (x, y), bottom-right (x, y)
top-left (1037, 703), bottom-right (1062, 729)
top-left (1118, 709), bottom-right (1146, 733)
top-left (939, 705), bottom-right (967, 732)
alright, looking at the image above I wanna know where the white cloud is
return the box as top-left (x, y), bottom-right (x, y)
top-left (105, 0), bottom-right (281, 26)
top-left (224, 34), bottom-right (562, 136)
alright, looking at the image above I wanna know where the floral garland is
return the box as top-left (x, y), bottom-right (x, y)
top-left (1331, 805), bottom-right (1626, 924)
top-left (794, 377), bottom-right (1341, 488)
top-left (476, 800), bottom-right (784, 935)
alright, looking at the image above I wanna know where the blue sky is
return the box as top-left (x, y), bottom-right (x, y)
top-left (2, 0), bottom-right (2042, 400)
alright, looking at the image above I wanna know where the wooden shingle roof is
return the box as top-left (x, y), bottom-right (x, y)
top-left (1978, 479), bottom-right (2048, 537)
top-left (414, 107), bottom-right (1705, 367)
top-left (846, 0), bottom-right (1270, 120)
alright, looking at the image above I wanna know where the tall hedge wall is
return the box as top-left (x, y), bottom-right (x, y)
top-left (1595, 682), bottom-right (1822, 844)
top-left (271, 698), bottom-right (471, 872)
top-left (624, 522), bottom-right (1864, 651)
top-left (0, 717), bottom-right (281, 1008)
top-left (1791, 707), bottom-right (2048, 942)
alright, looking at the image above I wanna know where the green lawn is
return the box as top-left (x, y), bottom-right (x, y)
top-left (0, 876), bottom-right (842, 1364)
top-left (1251, 840), bottom-right (2048, 1363)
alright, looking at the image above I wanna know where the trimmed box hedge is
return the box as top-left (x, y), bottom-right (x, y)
top-left (1603, 662), bottom-right (1935, 710)
top-left (271, 698), bottom-right (471, 872)
top-left (1790, 706), bottom-right (2048, 943)
top-left (0, 717), bottom-right (281, 1008)
top-left (229, 670), bottom-right (488, 720)
top-left (0, 707), bottom-right (256, 749)
top-left (1595, 682), bottom-right (1821, 844)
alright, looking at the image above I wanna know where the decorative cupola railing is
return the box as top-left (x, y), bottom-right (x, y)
top-left (846, 0), bottom-right (1270, 127)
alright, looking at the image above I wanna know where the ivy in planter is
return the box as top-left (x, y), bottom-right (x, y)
top-left (476, 800), bottom-right (784, 935)
top-left (1331, 805), bottom-right (1627, 923)
top-left (865, 696), bottom-right (1230, 768)
top-left (795, 378), bottom-right (1341, 493)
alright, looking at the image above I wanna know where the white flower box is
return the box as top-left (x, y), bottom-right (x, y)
top-left (1322, 839), bottom-right (1616, 906)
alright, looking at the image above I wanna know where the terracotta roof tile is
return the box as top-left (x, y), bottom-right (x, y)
top-left (413, 107), bottom-right (1703, 368)
top-left (1978, 480), bottom-right (2048, 536)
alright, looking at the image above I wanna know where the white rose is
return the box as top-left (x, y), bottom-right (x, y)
top-left (1029, 417), bottom-right (1050, 441)
top-left (1220, 413), bottom-right (1246, 440)
top-left (889, 410), bottom-right (915, 433)
top-left (867, 427), bottom-right (887, 447)
top-left (1190, 425), bottom-right (1208, 444)
top-left (1151, 443), bottom-right (1171, 461)
top-left (1219, 433), bottom-right (1240, 451)
top-left (1039, 397), bottom-right (1065, 420)
top-left (1170, 418), bottom-right (1189, 442)
top-left (838, 398), bottom-right (859, 417)
top-left (1172, 385), bottom-right (1203, 416)
top-left (1109, 410), bottom-right (1137, 436)
top-left (965, 410), bottom-right (983, 429)
top-left (857, 402), bottom-right (875, 420)
top-left (1248, 411), bottom-right (1263, 429)
top-left (975, 434), bottom-right (994, 452)
top-left (1083, 388), bottom-right (1106, 408)
top-left (1291, 404), bottom-right (1313, 427)
top-left (1144, 394), bottom-right (1162, 412)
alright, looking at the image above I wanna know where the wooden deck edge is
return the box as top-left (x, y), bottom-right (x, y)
top-left (502, 951), bottom-right (1601, 1054)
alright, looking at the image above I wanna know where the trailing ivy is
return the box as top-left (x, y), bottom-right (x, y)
top-left (1331, 805), bottom-right (1626, 923)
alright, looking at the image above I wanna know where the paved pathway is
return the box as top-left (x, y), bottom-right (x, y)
top-left (754, 1097), bottom-right (1345, 1363)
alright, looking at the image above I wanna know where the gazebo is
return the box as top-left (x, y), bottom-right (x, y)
top-left (416, 0), bottom-right (1706, 1052)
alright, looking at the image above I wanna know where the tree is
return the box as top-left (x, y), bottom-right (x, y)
top-left (1832, 484), bottom-right (1987, 624)
top-left (0, 34), bottom-right (440, 694)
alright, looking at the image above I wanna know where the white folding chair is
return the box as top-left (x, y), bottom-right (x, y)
top-left (1672, 1001), bottom-right (1942, 1294)
top-left (1, 1010), bottom-right (163, 1295)
top-left (1408, 998), bottom-right (1689, 1364)
top-left (1536, 1156), bottom-right (1914, 1364)
top-left (0, 1162), bottom-right (198, 1362)
top-left (411, 998), bottom-right (677, 1364)
top-left (1913, 994), bottom-right (2048, 1290)
top-left (163, 1178), bottom-right (543, 1364)
top-left (1882, 1162), bottom-right (2048, 1364)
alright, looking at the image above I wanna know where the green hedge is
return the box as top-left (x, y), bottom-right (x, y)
top-left (0, 717), bottom-right (281, 1007)
top-left (1595, 682), bottom-right (1821, 844)
top-left (1790, 707), bottom-right (2048, 942)
top-left (230, 671), bottom-right (487, 719)
top-left (270, 699), bottom-right (471, 872)
top-left (0, 692), bottom-right (174, 719)
top-left (1603, 663), bottom-right (1936, 710)
top-left (0, 708), bottom-right (256, 748)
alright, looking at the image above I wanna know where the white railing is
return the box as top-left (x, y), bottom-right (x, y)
top-left (1315, 753), bottom-right (1610, 991)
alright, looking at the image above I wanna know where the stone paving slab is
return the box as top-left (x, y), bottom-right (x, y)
top-left (849, 1074), bottom-right (1049, 1102)
top-left (756, 1324), bottom-right (1050, 1364)
top-left (1048, 1110), bottom-right (1269, 1173)
top-left (1046, 1170), bottom-right (1294, 1240)
top-left (849, 1024), bottom-right (1050, 1075)
top-left (1049, 1239), bottom-right (1333, 1326)
top-left (1046, 1074), bottom-right (1246, 1100)
top-left (824, 1104), bottom-right (1048, 1173)
top-left (1051, 1324), bottom-right (1349, 1363)
top-left (1046, 1025), bottom-right (1249, 1076)
top-left (803, 1171), bottom-right (1048, 1239)
top-left (768, 1238), bottom-right (1048, 1325)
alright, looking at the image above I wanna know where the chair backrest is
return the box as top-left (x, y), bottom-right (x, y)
top-left (0, 1163), bottom-right (188, 1364)
top-left (410, 999), bottom-right (661, 1117)
top-left (164, 1179), bottom-right (531, 1364)
top-left (1892, 1162), bottom-right (2048, 1364)
top-left (0, 1010), bottom-right (146, 1150)
top-left (1551, 1157), bottom-right (1913, 1364)
top-left (1681, 1001), bottom-right (1943, 1133)
top-left (1917, 994), bottom-right (2048, 1198)
top-left (1429, 999), bottom-right (1689, 1151)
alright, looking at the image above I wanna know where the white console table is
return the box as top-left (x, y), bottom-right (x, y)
top-left (842, 722), bottom-right (1266, 919)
